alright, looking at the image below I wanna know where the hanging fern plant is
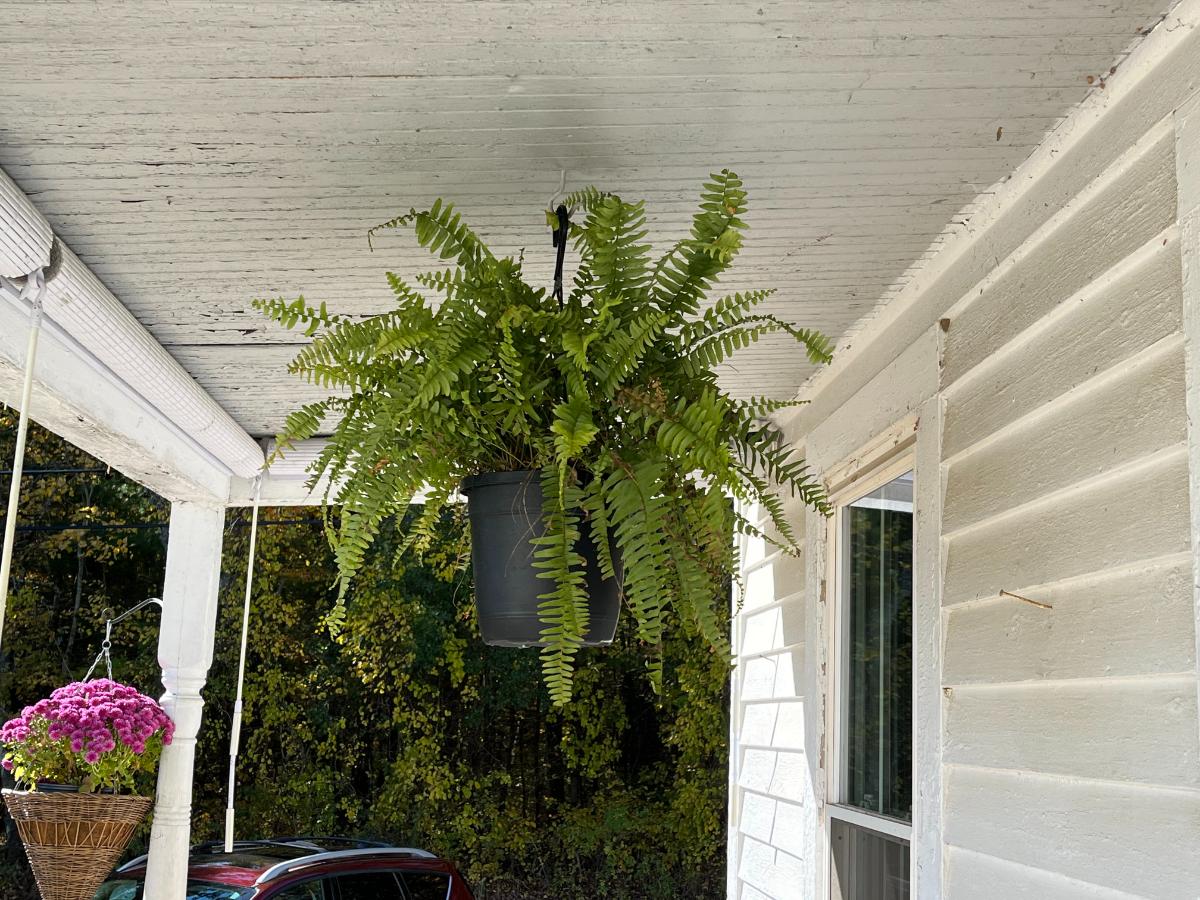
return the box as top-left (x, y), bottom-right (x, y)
top-left (257, 170), bottom-right (832, 704)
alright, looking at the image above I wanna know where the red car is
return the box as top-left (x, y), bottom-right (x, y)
top-left (94, 837), bottom-right (476, 899)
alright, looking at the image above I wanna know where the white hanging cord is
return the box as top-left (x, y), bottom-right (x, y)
top-left (225, 474), bottom-right (262, 852)
top-left (0, 268), bottom-right (47, 652)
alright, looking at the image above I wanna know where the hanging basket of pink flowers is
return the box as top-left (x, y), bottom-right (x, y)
top-left (0, 679), bottom-right (174, 900)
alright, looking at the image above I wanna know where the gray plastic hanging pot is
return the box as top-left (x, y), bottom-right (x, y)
top-left (461, 469), bottom-right (622, 647)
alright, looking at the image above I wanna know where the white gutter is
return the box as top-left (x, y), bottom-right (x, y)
top-left (0, 168), bottom-right (263, 479)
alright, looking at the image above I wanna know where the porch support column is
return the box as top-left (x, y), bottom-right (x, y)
top-left (144, 501), bottom-right (225, 900)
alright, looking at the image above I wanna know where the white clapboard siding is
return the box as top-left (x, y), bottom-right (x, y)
top-left (739, 649), bottom-right (804, 702)
top-left (942, 447), bottom-right (1190, 607)
top-left (719, 12), bottom-right (1200, 900)
top-left (738, 835), bottom-right (805, 900)
top-left (935, 52), bottom-right (1200, 889)
top-left (941, 229), bottom-right (1182, 461)
top-left (730, 495), bottom-right (813, 900)
top-left (944, 847), bottom-right (1146, 900)
top-left (939, 124), bottom-right (1178, 386)
top-left (739, 791), bottom-right (806, 857)
top-left (943, 554), bottom-right (1196, 685)
top-left (942, 339), bottom-right (1187, 534)
top-left (943, 766), bottom-right (1200, 897)
top-left (944, 677), bottom-right (1200, 787)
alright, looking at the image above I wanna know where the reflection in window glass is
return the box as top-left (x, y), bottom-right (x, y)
top-left (830, 817), bottom-right (910, 900)
top-left (843, 472), bottom-right (912, 822)
top-left (92, 881), bottom-right (250, 900)
top-left (93, 883), bottom-right (141, 900)
top-left (335, 872), bottom-right (404, 900)
top-left (272, 879), bottom-right (325, 899)
top-left (402, 871), bottom-right (451, 900)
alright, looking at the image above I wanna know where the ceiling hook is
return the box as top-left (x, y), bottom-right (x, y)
top-left (547, 169), bottom-right (567, 215)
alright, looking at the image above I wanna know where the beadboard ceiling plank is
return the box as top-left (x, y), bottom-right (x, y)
top-left (0, 0), bottom-right (1172, 432)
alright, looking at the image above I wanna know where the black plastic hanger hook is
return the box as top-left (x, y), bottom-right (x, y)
top-left (552, 203), bottom-right (570, 308)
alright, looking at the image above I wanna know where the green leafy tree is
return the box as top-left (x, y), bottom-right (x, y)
top-left (197, 511), bottom-right (729, 899)
top-left (259, 171), bottom-right (831, 702)
top-left (1, 419), bottom-right (728, 899)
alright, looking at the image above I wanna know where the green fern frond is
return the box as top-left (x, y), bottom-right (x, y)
top-left (679, 289), bottom-right (775, 344)
top-left (593, 308), bottom-right (667, 394)
top-left (684, 316), bottom-right (833, 374)
top-left (370, 200), bottom-right (494, 273)
top-left (255, 296), bottom-right (344, 336)
top-left (731, 396), bottom-right (809, 418)
top-left (271, 400), bottom-right (334, 459)
top-left (262, 169), bottom-right (834, 705)
top-left (561, 185), bottom-right (611, 214)
top-left (651, 169), bottom-right (749, 317)
top-left (532, 469), bottom-right (589, 704)
top-left (573, 195), bottom-right (651, 299)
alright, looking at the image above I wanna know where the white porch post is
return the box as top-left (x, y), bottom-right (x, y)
top-left (144, 501), bottom-right (225, 900)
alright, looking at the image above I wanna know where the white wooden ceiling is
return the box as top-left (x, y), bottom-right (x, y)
top-left (0, 0), bottom-right (1173, 437)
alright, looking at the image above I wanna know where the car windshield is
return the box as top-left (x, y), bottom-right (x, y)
top-left (94, 879), bottom-right (251, 900)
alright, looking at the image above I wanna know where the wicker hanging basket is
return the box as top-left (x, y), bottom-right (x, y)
top-left (2, 789), bottom-right (152, 900)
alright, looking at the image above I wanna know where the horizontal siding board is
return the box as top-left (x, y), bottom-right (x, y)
top-left (740, 602), bottom-right (805, 657)
top-left (738, 836), bottom-right (804, 899)
top-left (943, 766), bottom-right (1200, 895)
top-left (942, 449), bottom-right (1190, 606)
top-left (943, 555), bottom-right (1195, 684)
top-left (738, 791), bottom-right (806, 859)
top-left (738, 648), bottom-right (804, 702)
top-left (739, 791), bottom-right (778, 843)
top-left (742, 556), bottom-right (787, 613)
top-left (943, 342), bottom-right (1187, 532)
top-left (2, 84), bottom-right (1111, 116)
top-left (739, 700), bottom-right (806, 751)
top-left (942, 232), bottom-right (1183, 459)
top-left (940, 128), bottom-right (1178, 386)
top-left (738, 748), bottom-right (808, 805)
top-left (945, 847), bottom-right (1144, 900)
top-left (0, 106), bottom-right (1119, 140)
top-left (944, 678), bottom-right (1200, 787)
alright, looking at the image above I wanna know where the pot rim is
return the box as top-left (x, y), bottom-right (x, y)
top-left (2, 786), bottom-right (151, 802)
top-left (461, 469), bottom-right (538, 493)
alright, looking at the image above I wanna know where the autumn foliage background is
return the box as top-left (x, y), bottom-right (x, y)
top-left (0, 413), bottom-right (729, 899)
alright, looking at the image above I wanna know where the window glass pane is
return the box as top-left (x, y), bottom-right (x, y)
top-left (401, 872), bottom-right (451, 900)
top-left (335, 872), bottom-right (404, 900)
top-left (93, 883), bottom-right (141, 900)
top-left (92, 880), bottom-right (250, 900)
top-left (843, 471), bottom-right (912, 822)
top-left (271, 879), bottom-right (325, 900)
top-left (830, 817), bottom-right (910, 900)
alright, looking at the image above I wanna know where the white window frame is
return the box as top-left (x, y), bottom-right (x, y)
top-left (824, 445), bottom-right (916, 895)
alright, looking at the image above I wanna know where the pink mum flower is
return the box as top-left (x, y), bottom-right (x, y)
top-left (0, 679), bottom-right (175, 787)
